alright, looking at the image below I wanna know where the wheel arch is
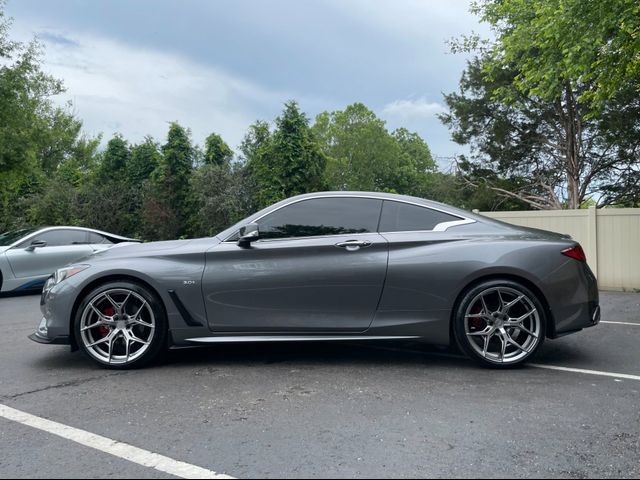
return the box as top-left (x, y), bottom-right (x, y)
top-left (69, 274), bottom-right (168, 351)
top-left (450, 272), bottom-right (556, 342)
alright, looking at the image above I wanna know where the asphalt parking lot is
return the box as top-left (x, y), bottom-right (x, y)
top-left (0, 292), bottom-right (639, 479)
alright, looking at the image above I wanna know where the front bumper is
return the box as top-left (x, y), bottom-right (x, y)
top-left (28, 332), bottom-right (71, 345)
top-left (29, 278), bottom-right (78, 349)
top-left (28, 315), bottom-right (71, 345)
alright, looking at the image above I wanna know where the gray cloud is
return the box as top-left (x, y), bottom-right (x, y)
top-left (7, 0), bottom-right (487, 157)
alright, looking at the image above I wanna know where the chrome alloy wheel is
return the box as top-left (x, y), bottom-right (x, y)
top-left (79, 288), bottom-right (156, 365)
top-left (464, 286), bottom-right (542, 364)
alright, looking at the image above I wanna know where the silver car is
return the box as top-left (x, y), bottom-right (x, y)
top-left (0, 227), bottom-right (139, 293)
top-left (30, 192), bottom-right (600, 369)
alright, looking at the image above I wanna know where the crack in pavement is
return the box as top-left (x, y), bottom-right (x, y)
top-left (1, 371), bottom-right (131, 400)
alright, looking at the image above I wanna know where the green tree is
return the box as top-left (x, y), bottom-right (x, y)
top-left (471, 0), bottom-right (640, 112)
top-left (127, 136), bottom-right (161, 186)
top-left (239, 121), bottom-right (271, 165)
top-left (0, 3), bottom-right (84, 230)
top-left (204, 132), bottom-right (233, 166)
top-left (25, 134), bottom-right (101, 229)
top-left (313, 103), bottom-right (399, 191)
top-left (393, 128), bottom-right (436, 175)
top-left (313, 103), bottom-right (437, 196)
top-left (99, 134), bottom-right (129, 179)
top-left (390, 127), bottom-right (437, 196)
top-left (142, 122), bottom-right (194, 239)
top-left (237, 121), bottom-right (272, 215)
top-left (248, 101), bottom-right (326, 207)
top-left (443, 9), bottom-right (640, 209)
top-left (190, 162), bottom-right (245, 237)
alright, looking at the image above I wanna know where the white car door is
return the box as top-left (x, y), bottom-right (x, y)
top-left (5, 229), bottom-right (95, 279)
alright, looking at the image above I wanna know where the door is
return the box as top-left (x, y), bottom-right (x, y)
top-left (5, 229), bottom-right (95, 279)
top-left (202, 197), bottom-right (388, 333)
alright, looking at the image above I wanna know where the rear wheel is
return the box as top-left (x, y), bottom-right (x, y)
top-left (453, 280), bottom-right (546, 368)
top-left (74, 281), bottom-right (167, 369)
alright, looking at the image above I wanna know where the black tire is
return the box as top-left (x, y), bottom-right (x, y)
top-left (453, 279), bottom-right (546, 369)
top-left (74, 280), bottom-right (167, 369)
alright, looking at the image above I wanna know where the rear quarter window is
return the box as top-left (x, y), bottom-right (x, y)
top-left (87, 232), bottom-right (113, 244)
top-left (379, 201), bottom-right (462, 232)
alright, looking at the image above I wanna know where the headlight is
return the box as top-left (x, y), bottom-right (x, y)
top-left (52, 265), bottom-right (90, 286)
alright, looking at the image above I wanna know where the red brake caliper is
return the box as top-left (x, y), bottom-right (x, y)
top-left (98, 307), bottom-right (115, 337)
top-left (469, 304), bottom-right (484, 330)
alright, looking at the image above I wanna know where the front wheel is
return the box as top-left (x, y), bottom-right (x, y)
top-left (74, 281), bottom-right (167, 369)
top-left (453, 280), bottom-right (546, 368)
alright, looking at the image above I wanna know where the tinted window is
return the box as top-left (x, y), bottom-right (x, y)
top-left (0, 228), bottom-right (38, 246)
top-left (20, 229), bottom-right (89, 247)
top-left (87, 232), bottom-right (113, 244)
top-left (379, 201), bottom-right (461, 232)
top-left (258, 198), bottom-right (382, 240)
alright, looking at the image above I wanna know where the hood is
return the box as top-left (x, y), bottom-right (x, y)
top-left (89, 239), bottom-right (200, 260)
top-left (85, 237), bottom-right (221, 263)
top-left (0, 246), bottom-right (9, 254)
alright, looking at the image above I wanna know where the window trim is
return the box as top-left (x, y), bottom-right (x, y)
top-left (223, 195), bottom-right (476, 242)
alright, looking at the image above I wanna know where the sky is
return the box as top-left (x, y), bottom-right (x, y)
top-left (6, 0), bottom-right (490, 166)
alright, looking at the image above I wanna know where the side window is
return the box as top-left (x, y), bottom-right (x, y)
top-left (22, 229), bottom-right (89, 247)
top-left (258, 198), bottom-right (383, 240)
top-left (379, 201), bottom-right (462, 232)
top-left (87, 232), bottom-right (113, 245)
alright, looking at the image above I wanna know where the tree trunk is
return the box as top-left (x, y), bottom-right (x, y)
top-left (563, 83), bottom-right (582, 209)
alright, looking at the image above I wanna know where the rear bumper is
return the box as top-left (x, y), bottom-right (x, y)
top-left (545, 260), bottom-right (600, 338)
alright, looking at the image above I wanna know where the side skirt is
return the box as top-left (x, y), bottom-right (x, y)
top-left (184, 335), bottom-right (420, 344)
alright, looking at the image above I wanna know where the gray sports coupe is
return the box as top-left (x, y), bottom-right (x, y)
top-left (0, 226), bottom-right (139, 294)
top-left (30, 192), bottom-right (600, 369)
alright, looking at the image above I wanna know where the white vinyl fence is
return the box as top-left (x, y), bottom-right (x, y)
top-left (480, 207), bottom-right (640, 291)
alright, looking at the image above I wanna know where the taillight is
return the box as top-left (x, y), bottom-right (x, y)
top-left (562, 245), bottom-right (587, 262)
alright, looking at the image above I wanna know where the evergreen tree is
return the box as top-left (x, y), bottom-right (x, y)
top-left (248, 101), bottom-right (326, 208)
top-left (204, 132), bottom-right (233, 166)
top-left (128, 136), bottom-right (161, 186)
top-left (142, 122), bottom-right (194, 239)
top-left (99, 134), bottom-right (129, 179)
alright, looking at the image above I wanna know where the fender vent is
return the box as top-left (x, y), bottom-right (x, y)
top-left (168, 290), bottom-right (203, 327)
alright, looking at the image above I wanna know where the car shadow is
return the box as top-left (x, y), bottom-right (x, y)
top-left (536, 339), bottom-right (599, 364)
top-left (0, 290), bottom-right (42, 299)
top-left (26, 341), bottom-right (465, 372)
top-left (162, 341), bottom-right (468, 369)
top-left (29, 338), bottom-right (594, 374)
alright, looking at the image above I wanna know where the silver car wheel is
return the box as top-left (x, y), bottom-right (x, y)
top-left (464, 286), bottom-right (542, 364)
top-left (79, 288), bottom-right (156, 365)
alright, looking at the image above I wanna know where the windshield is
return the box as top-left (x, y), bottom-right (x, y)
top-left (0, 228), bottom-right (39, 246)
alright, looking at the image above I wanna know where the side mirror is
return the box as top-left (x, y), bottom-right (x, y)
top-left (237, 223), bottom-right (260, 248)
top-left (26, 240), bottom-right (47, 252)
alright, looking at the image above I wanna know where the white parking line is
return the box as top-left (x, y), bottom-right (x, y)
top-left (0, 404), bottom-right (235, 479)
top-left (601, 321), bottom-right (640, 326)
top-left (353, 344), bottom-right (640, 381)
top-left (529, 364), bottom-right (640, 381)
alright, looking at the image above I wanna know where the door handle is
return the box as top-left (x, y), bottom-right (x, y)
top-left (335, 240), bottom-right (372, 251)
